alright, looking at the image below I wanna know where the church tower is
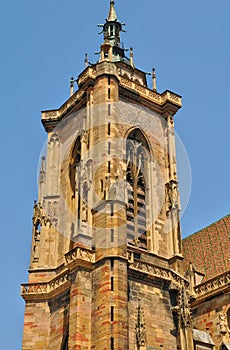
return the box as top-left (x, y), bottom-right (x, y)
top-left (21, 2), bottom-right (193, 349)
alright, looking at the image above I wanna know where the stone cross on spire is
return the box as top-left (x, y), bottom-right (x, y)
top-left (108, 0), bottom-right (117, 21)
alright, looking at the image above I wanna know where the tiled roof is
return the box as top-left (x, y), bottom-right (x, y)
top-left (222, 342), bottom-right (230, 350)
top-left (193, 329), bottom-right (214, 345)
top-left (182, 214), bottom-right (230, 282)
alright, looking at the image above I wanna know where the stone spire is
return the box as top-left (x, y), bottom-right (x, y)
top-left (107, 0), bottom-right (117, 22)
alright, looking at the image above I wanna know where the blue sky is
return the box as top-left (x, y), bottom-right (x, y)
top-left (0, 0), bottom-right (229, 348)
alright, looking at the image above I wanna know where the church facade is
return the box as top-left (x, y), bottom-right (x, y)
top-left (21, 2), bottom-right (230, 349)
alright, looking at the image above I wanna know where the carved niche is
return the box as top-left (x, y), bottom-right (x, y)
top-left (32, 201), bottom-right (50, 263)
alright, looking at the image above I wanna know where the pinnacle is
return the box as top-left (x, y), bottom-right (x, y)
top-left (107, 0), bottom-right (117, 22)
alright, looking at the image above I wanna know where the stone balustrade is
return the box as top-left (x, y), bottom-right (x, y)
top-left (21, 247), bottom-right (95, 300)
top-left (127, 252), bottom-right (188, 287)
top-left (41, 67), bottom-right (182, 124)
top-left (120, 77), bottom-right (182, 107)
top-left (194, 271), bottom-right (230, 299)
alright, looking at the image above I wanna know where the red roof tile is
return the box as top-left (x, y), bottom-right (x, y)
top-left (182, 214), bottom-right (230, 282)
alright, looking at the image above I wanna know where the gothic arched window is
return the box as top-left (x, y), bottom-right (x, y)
top-left (69, 136), bottom-right (81, 194)
top-left (126, 129), bottom-right (149, 249)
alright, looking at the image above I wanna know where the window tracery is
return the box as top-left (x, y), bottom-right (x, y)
top-left (49, 132), bottom-right (60, 144)
top-left (126, 129), bottom-right (149, 249)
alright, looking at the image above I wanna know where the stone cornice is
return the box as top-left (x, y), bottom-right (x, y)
top-left (41, 64), bottom-right (182, 132)
top-left (192, 270), bottom-right (230, 304)
top-left (22, 246), bottom-right (191, 301)
top-left (41, 88), bottom-right (86, 124)
top-left (41, 67), bottom-right (96, 128)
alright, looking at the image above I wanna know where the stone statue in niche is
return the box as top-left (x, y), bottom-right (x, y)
top-left (108, 175), bottom-right (125, 202)
top-left (32, 222), bottom-right (41, 262)
top-left (82, 182), bottom-right (88, 222)
top-left (82, 202), bottom-right (88, 222)
top-left (46, 201), bottom-right (58, 227)
top-left (32, 201), bottom-right (51, 262)
top-left (81, 129), bottom-right (89, 148)
top-left (166, 180), bottom-right (179, 213)
top-left (137, 151), bottom-right (144, 176)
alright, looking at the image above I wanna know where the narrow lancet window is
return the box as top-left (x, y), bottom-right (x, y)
top-left (69, 136), bottom-right (81, 195)
top-left (126, 129), bottom-right (149, 249)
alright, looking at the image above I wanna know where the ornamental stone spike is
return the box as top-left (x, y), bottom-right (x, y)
top-left (107, 0), bottom-right (117, 21)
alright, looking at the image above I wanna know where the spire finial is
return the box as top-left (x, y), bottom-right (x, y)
top-left (85, 53), bottom-right (89, 68)
top-left (108, 0), bottom-right (117, 21)
top-left (70, 77), bottom-right (77, 96)
top-left (152, 67), bottom-right (157, 92)
top-left (130, 47), bottom-right (134, 68)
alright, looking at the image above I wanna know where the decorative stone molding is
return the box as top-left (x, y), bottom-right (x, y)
top-left (177, 280), bottom-right (193, 328)
top-left (218, 312), bottom-right (228, 335)
top-left (41, 89), bottom-right (85, 121)
top-left (23, 248), bottom-right (189, 301)
top-left (49, 132), bottom-right (60, 144)
top-left (42, 66), bottom-right (181, 127)
top-left (65, 247), bottom-right (95, 265)
top-left (21, 247), bottom-right (95, 300)
top-left (46, 201), bottom-right (58, 227)
top-left (21, 271), bottom-right (71, 301)
top-left (78, 67), bottom-right (96, 86)
top-left (194, 271), bottom-right (230, 300)
top-left (42, 67), bottom-right (97, 123)
top-left (136, 299), bottom-right (146, 349)
top-left (120, 77), bottom-right (182, 108)
top-left (128, 253), bottom-right (188, 288)
top-left (42, 110), bottom-right (58, 119)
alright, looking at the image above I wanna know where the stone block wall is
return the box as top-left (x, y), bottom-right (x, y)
top-left (22, 302), bottom-right (50, 350)
top-left (128, 275), bottom-right (178, 350)
top-left (68, 269), bottom-right (92, 350)
top-left (92, 258), bottom-right (128, 350)
top-left (192, 293), bottom-right (230, 348)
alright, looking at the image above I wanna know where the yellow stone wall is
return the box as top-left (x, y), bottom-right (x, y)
top-left (22, 61), bottom-right (184, 349)
top-left (22, 302), bottom-right (50, 350)
top-left (192, 293), bottom-right (230, 348)
top-left (128, 278), bottom-right (178, 349)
